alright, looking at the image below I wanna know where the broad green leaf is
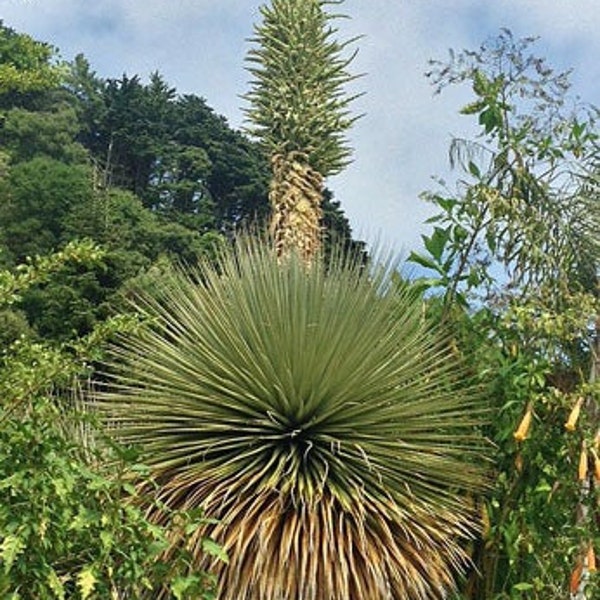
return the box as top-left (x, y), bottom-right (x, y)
top-left (77, 566), bottom-right (97, 600)
top-left (423, 227), bottom-right (450, 262)
top-left (467, 160), bottom-right (481, 178)
top-left (407, 250), bottom-right (443, 274)
top-left (460, 100), bottom-right (485, 115)
top-left (202, 538), bottom-right (229, 564)
top-left (513, 582), bottom-right (534, 591)
top-left (472, 69), bottom-right (490, 95)
top-left (171, 575), bottom-right (201, 599)
top-left (0, 535), bottom-right (25, 574)
top-left (479, 107), bottom-right (501, 134)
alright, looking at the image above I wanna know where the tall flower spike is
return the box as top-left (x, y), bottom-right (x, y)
top-left (244, 0), bottom-right (362, 263)
top-left (513, 404), bottom-right (533, 442)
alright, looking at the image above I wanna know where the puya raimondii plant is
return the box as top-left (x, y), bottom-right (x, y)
top-left (97, 239), bottom-right (488, 600)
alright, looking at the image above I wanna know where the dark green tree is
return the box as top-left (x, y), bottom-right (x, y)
top-left (1, 104), bottom-right (86, 163)
top-left (0, 157), bottom-right (93, 263)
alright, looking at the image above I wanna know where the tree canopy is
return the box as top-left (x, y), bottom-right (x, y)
top-left (0, 22), bottom-right (363, 341)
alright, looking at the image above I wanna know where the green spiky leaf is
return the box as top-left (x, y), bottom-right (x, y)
top-left (97, 241), bottom-right (487, 600)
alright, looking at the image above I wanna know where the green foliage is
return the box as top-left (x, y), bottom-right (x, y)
top-left (0, 22), bottom-right (362, 340)
top-left (244, 0), bottom-right (361, 176)
top-left (0, 157), bottom-right (93, 263)
top-left (1, 105), bottom-right (87, 163)
top-left (414, 31), bottom-right (600, 599)
top-left (0, 247), bottom-right (222, 599)
top-left (0, 309), bottom-right (32, 346)
top-left (0, 239), bottom-right (104, 306)
top-left (75, 71), bottom-right (271, 232)
top-left (97, 239), bottom-right (487, 600)
top-left (0, 395), bottom-right (219, 599)
top-left (0, 22), bottom-right (61, 96)
top-left (422, 29), bottom-right (598, 301)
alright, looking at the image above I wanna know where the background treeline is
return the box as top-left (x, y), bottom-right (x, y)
top-left (0, 21), bottom-right (362, 344)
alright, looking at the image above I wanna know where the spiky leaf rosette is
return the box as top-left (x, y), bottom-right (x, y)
top-left (97, 242), bottom-right (486, 600)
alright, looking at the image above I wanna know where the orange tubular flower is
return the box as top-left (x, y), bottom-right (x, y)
top-left (570, 562), bottom-right (583, 594)
top-left (565, 397), bottom-right (584, 432)
top-left (578, 442), bottom-right (589, 482)
top-left (587, 543), bottom-right (597, 573)
top-left (513, 404), bottom-right (533, 442)
top-left (591, 448), bottom-right (600, 482)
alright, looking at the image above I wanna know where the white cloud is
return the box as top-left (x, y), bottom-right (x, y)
top-left (331, 0), bottom-right (600, 251)
top-left (329, 0), bottom-right (485, 251)
top-left (500, 0), bottom-right (600, 38)
top-left (1, 0), bottom-right (598, 252)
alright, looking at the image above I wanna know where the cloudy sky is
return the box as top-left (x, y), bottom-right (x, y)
top-left (1, 0), bottom-right (599, 252)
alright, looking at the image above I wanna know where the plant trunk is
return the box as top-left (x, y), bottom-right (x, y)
top-left (269, 151), bottom-right (323, 264)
